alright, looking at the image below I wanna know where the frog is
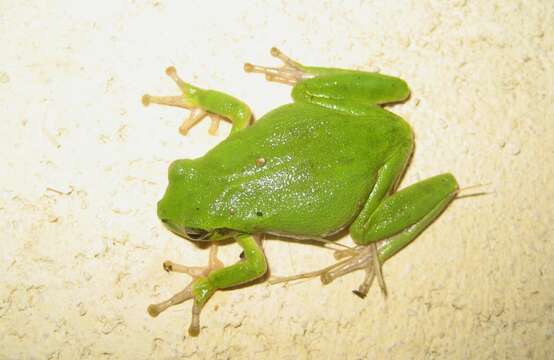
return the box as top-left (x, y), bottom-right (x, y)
top-left (142, 47), bottom-right (459, 336)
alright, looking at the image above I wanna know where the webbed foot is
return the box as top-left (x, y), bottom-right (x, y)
top-left (244, 47), bottom-right (312, 85)
top-left (269, 243), bottom-right (387, 298)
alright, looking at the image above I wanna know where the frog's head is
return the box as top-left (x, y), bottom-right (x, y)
top-left (157, 159), bottom-right (233, 242)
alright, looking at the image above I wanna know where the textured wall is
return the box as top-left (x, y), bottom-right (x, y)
top-left (1, 1), bottom-right (553, 358)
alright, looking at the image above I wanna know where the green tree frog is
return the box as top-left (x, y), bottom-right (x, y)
top-left (142, 48), bottom-right (458, 336)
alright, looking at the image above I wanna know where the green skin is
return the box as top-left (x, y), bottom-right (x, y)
top-left (156, 61), bottom-right (458, 312)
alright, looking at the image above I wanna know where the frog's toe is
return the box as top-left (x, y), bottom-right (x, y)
top-left (178, 108), bottom-right (208, 136)
top-left (147, 282), bottom-right (194, 317)
top-left (269, 47), bottom-right (302, 69)
top-left (162, 245), bottom-right (223, 277)
top-left (176, 108), bottom-right (227, 136)
top-left (141, 94), bottom-right (188, 108)
top-left (148, 245), bottom-right (223, 336)
top-left (207, 114), bottom-right (222, 135)
top-left (162, 260), bottom-right (208, 277)
top-left (244, 62), bottom-right (305, 85)
top-left (147, 277), bottom-right (211, 336)
top-left (188, 301), bottom-right (203, 337)
top-left (270, 244), bottom-right (387, 298)
top-left (141, 90), bottom-right (212, 136)
top-left (244, 47), bottom-right (309, 85)
top-left (352, 264), bottom-right (377, 299)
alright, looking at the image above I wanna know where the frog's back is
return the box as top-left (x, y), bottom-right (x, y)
top-left (194, 102), bottom-right (412, 237)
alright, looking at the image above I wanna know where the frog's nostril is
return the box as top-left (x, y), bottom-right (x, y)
top-left (157, 200), bottom-right (166, 219)
top-left (161, 218), bottom-right (168, 223)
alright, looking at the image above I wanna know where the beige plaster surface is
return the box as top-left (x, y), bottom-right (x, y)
top-left (1, 1), bottom-right (553, 358)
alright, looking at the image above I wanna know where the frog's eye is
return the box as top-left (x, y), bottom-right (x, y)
top-left (168, 159), bottom-right (195, 182)
top-left (168, 160), bottom-right (186, 181)
top-left (184, 227), bottom-right (209, 240)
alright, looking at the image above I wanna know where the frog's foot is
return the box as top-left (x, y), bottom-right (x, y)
top-left (244, 47), bottom-right (312, 85)
top-left (147, 244), bottom-right (223, 336)
top-left (142, 66), bottom-right (223, 135)
top-left (269, 243), bottom-right (386, 299)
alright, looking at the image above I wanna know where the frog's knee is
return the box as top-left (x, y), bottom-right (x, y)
top-left (291, 81), bottom-right (309, 103)
top-left (249, 255), bottom-right (268, 279)
top-left (358, 173), bottom-right (459, 245)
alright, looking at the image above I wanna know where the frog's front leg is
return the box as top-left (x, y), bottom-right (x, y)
top-left (142, 66), bottom-right (252, 135)
top-left (148, 235), bottom-right (267, 336)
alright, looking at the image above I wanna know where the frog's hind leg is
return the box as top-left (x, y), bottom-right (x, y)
top-left (161, 244), bottom-right (224, 277)
top-left (272, 153), bottom-right (458, 299)
top-left (143, 66), bottom-right (252, 135)
top-left (350, 173), bottom-right (459, 297)
top-left (245, 47), bottom-right (410, 113)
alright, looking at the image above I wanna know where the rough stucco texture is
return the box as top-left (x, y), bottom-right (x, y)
top-left (1, 1), bottom-right (553, 359)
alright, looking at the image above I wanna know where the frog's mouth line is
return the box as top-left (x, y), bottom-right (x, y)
top-left (160, 218), bottom-right (209, 240)
top-left (160, 219), bottom-right (236, 242)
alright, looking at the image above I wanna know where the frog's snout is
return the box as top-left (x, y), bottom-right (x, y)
top-left (157, 199), bottom-right (182, 234)
top-left (157, 199), bottom-right (167, 222)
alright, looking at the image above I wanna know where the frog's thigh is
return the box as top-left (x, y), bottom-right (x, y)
top-left (291, 72), bottom-right (410, 110)
top-left (350, 144), bottom-right (413, 241)
top-left (353, 173), bottom-right (459, 262)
